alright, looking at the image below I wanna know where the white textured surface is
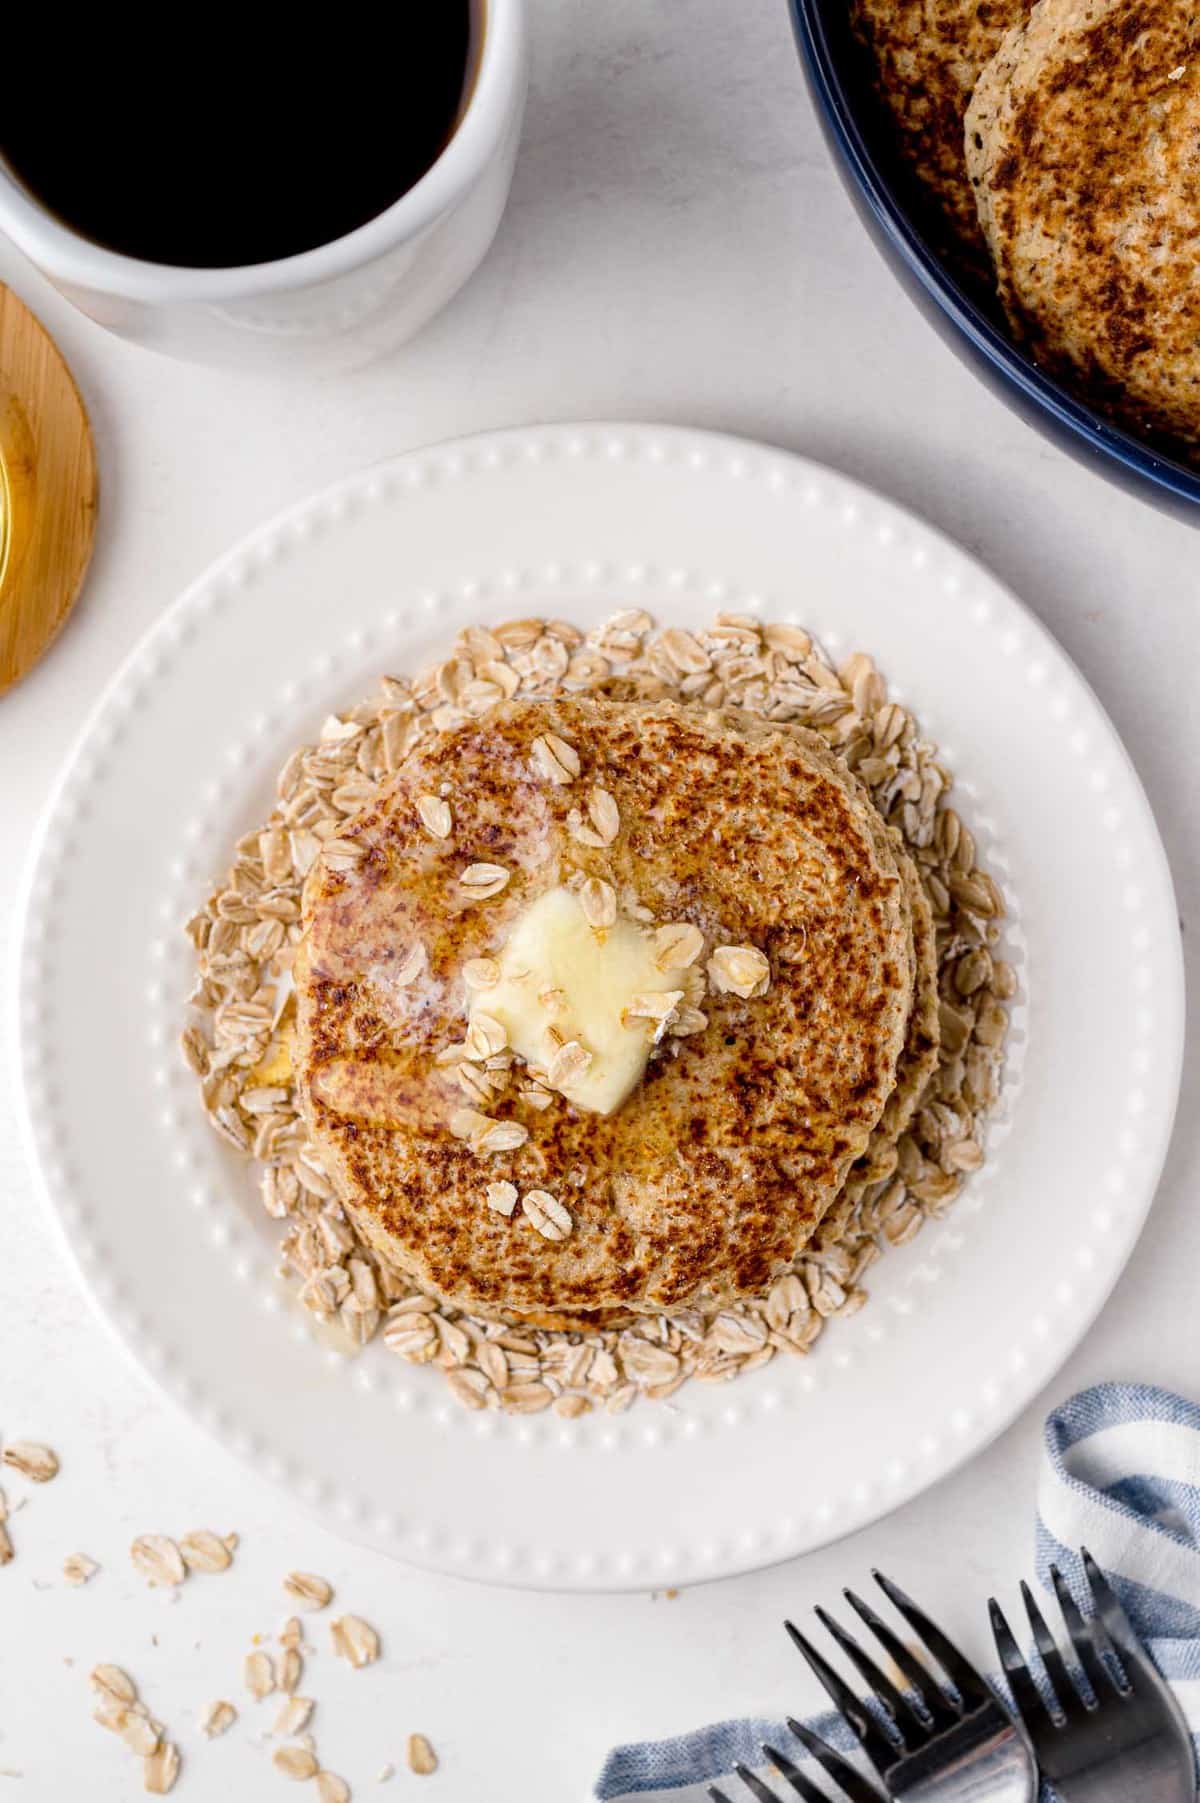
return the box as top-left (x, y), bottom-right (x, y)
top-left (1, 2), bottom-right (1198, 1797)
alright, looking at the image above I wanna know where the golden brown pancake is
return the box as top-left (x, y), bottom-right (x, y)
top-left (850, 0), bottom-right (1026, 263)
top-left (967, 0), bottom-right (1200, 443)
top-left (294, 695), bottom-right (917, 1323)
top-left (815, 847), bottom-right (939, 1249)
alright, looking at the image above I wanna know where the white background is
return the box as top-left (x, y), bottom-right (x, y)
top-left (1, 3), bottom-right (1198, 1798)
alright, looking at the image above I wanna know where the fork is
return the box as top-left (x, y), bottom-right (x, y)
top-left (708, 1718), bottom-right (886, 1802)
top-left (784, 1570), bottom-right (1037, 1800)
top-left (989, 1546), bottom-right (1196, 1800)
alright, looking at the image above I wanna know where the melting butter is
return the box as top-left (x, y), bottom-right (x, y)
top-left (471, 887), bottom-right (681, 1115)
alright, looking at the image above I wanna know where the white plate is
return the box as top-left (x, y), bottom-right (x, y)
top-left (15, 424), bottom-right (1183, 1591)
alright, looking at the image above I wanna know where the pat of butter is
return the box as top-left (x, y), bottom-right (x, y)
top-left (472, 887), bottom-right (679, 1115)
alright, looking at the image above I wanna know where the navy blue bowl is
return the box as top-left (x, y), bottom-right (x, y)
top-left (788, 0), bottom-right (1200, 520)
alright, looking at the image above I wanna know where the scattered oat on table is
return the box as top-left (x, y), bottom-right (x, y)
top-left (179, 1529), bottom-right (235, 1573)
top-left (407, 1733), bottom-right (438, 1776)
top-left (130, 1535), bottom-right (187, 1588)
top-left (244, 1649), bottom-right (275, 1699)
top-left (274, 1696), bottom-right (314, 1736)
top-left (144, 1740), bottom-right (180, 1794)
top-left (121, 1714), bottom-right (161, 1757)
top-left (63, 1552), bottom-right (99, 1586)
top-left (2, 1441), bottom-right (59, 1482)
top-left (274, 1745), bottom-right (318, 1780)
top-left (199, 1699), bottom-right (237, 1738)
top-left (89, 1664), bottom-right (178, 1790)
top-left (284, 1570), bottom-right (333, 1610)
top-left (330, 1614), bottom-right (380, 1669)
top-left (317, 1774), bottom-right (351, 1803)
top-left (91, 1665), bottom-right (137, 1708)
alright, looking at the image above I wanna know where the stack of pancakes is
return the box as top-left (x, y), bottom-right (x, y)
top-left (854, 0), bottom-right (1200, 446)
top-left (966, 0), bottom-right (1200, 445)
top-left (295, 694), bottom-right (939, 1330)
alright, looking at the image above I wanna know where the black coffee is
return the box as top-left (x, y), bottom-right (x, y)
top-left (0, 12), bottom-right (475, 268)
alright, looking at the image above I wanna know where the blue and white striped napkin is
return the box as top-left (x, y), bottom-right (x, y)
top-left (595, 1383), bottom-right (1200, 1800)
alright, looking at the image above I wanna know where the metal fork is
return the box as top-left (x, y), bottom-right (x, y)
top-left (989, 1547), bottom-right (1196, 1800)
top-left (785, 1570), bottom-right (1037, 1800)
top-left (708, 1718), bottom-right (886, 1802)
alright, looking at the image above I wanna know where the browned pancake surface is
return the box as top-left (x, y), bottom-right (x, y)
top-left (295, 696), bottom-right (915, 1321)
top-left (850, 0), bottom-right (1026, 263)
top-left (967, 0), bottom-right (1200, 443)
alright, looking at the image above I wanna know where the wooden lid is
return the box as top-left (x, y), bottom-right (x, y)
top-left (0, 285), bottom-right (98, 694)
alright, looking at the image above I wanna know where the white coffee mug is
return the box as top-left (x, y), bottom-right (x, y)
top-left (0, 0), bottom-right (527, 369)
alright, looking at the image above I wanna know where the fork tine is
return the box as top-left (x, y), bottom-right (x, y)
top-left (709, 1787), bottom-right (735, 1802)
top-left (784, 1621), bottom-right (894, 1772)
top-left (989, 1595), bottom-right (1056, 1732)
top-left (1081, 1549), bottom-right (1154, 1695)
top-left (762, 1742), bottom-right (840, 1802)
top-left (1080, 1549), bottom-right (1146, 1670)
top-left (815, 1606), bottom-right (920, 1749)
top-left (1049, 1563), bottom-right (1115, 1699)
top-left (733, 1760), bottom-right (784, 1803)
top-left (872, 1570), bottom-right (991, 1708)
top-left (786, 1718), bottom-right (885, 1802)
top-left (843, 1588), bottom-right (960, 1732)
top-left (1021, 1580), bottom-right (1088, 1717)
